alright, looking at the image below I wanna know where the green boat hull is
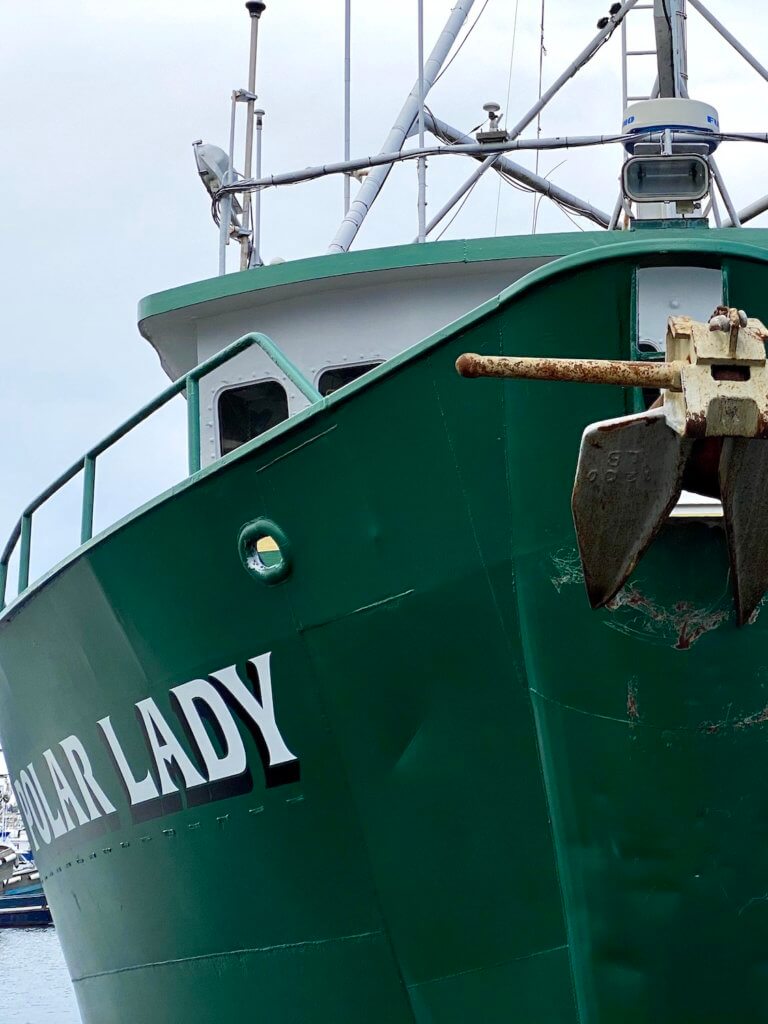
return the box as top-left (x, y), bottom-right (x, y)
top-left (2, 235), bottom-right (768, 1021)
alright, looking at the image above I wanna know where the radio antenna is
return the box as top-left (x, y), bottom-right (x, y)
top-left (241, 2), bottom-right (266, 269)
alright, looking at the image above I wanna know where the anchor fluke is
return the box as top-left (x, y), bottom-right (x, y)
top-left (457, 309), bottom-right (768, 624)
top-left (572, 410), bottom-right (690, 608)
top-left (720, 438), bottom-right (768, 625)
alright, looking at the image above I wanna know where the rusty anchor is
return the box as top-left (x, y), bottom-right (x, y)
top-left (456, 308), bottom-right (768, 625)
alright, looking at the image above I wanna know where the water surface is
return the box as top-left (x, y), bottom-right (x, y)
top-left (0, 927), bottom-right (81, 1023)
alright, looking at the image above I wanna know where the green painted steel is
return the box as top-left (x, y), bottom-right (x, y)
top-left (136, 228), bottom-right (768, 328)
top-left (137, 232), bottom-right (600, 325)
top-left (3, 234), bottom-right (768, 1020)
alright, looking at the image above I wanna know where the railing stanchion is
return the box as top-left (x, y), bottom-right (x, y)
top-left (81, 456), bottom-right (97, 544)
top-left (18, 515), bottom-right (32, 594)
top-left (187, 376), bottom-right (202, 475)
top-left (0, 332), bottom-right (320, 612)
top-left (254, 336), bottom-right (323, 402)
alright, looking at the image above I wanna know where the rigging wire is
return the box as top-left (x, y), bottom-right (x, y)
top-left (559, 205), bottom-right (587, 231)
top-left (434, 0), bottom-right (493, 84)
top-left (494, 0), bottom-right (520, 235)
top-left (532, 0), bottom-right (547, 233)
top-left (436, 177), bottom-right (481, 239)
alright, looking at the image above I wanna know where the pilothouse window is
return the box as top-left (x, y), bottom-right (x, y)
top-left (318, 362), bottom-right (381, 397)
top-left (218, 380), bottom-right (289, 455)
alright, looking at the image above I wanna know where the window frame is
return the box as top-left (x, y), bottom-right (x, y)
top-left (315, 361), bottom-right (383, 398)
top-left (215, 376), bottom-right (290, 458)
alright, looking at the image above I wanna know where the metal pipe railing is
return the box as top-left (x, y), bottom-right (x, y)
top-left (80, 455), bottom-right (96, 545)
top-left (0, 332), bottom-right (321, 611)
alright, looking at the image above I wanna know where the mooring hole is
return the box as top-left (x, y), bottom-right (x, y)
top-left (238, 519), bottom-right (292, 584)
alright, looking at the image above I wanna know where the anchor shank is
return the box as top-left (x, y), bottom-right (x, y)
top-left (456, 353), bottom-right (683, 391)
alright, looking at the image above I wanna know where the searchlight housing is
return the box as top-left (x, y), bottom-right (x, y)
top-left (620, 98), bottom-right (719, 218)
top-left (623, 154), bottom-right (709, 204)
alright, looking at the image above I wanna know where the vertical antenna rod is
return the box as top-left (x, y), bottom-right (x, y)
top-left (219, 92), bottom-right (239, 276)
top-left (251, 110), bottom-right (265, 266)
top-left (344, 0), bottom-right (352, 215)
top-left (241, 2), bottom-right (266, 270)
top-left (417, 0), bottom-right (427, 242)
top-left (328, 0), bottom-right (477, 254)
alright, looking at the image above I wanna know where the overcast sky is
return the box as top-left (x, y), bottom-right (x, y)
top-left (1, 0), bottom-right (768, 592)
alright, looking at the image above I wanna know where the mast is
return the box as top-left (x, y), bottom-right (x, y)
top-left (344, 0), bottom-right (352, 215)
top-left (417, 0), bottom-right (427, 242)
top-left (654, 0), bottom-right (687, 97)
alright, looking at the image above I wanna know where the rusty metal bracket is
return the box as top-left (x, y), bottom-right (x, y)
top-left (457, 308), bottom-right (768, 624)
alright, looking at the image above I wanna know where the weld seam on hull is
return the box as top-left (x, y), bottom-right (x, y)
top-left (406, 942), bottom-right (569, 990)
top-left (301, 589), bottom-right (416, 633)
top-left (71, 928), bottom-right (384, 983)
top-left (255, 425), bottom-right (338, 475)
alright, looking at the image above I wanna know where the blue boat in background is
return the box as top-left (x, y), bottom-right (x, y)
top-left (0, 879), bottom-right (51, 928)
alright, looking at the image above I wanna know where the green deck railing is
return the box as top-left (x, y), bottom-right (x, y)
top-left (0, 332), bottom-right (322, 611)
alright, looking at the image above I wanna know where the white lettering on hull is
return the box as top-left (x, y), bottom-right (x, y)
top-left (97, 716), bottom-right (161, 805)
top-left (210, 655), bottom-right (298, 775)
top-left (17, 769), bottom-right (51, 846)
top-left (12, 652), bottom-right (298, 849)
top-left (43, 749), bottom-right (89, 830)
top-left (59, 736), bottom-right (117, 820)
top-left (135, 697), bottom-right (207, 796)
top-left (170, 678), bottom-right (247, 783)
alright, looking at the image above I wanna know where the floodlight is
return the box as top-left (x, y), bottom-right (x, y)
top-left (622, 155), bottom-right (709, 203)
top-left (193, 142), bottom-right (235, 197)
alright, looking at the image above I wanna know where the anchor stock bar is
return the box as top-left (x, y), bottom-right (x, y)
top-left (455, 353), bottom-right (683, 390)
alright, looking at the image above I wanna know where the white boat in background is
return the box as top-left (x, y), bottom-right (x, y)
top-left (0, 753), bottom-right (51, 926)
